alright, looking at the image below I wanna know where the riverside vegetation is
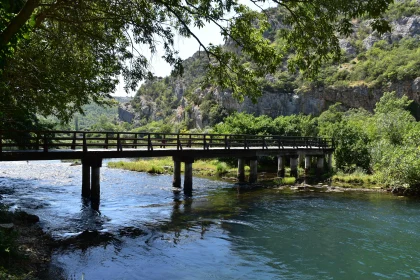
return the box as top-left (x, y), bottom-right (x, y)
top-left (108, 92), bottom-right (420, 195)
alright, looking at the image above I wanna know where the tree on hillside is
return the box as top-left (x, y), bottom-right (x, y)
top-left (0, 0), bottom-right (393, 125)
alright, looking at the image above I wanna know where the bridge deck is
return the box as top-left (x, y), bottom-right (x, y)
top-left (1, 130), bottom-right (334, 161)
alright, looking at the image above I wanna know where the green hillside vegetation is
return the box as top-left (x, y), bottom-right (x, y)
top-left (37, 98), bottom-right (129, 131)
top-left (311, 38), bottom-right (420, 89)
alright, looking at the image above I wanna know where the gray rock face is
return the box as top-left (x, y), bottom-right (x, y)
top-left (214, 90), bottom-right (323, 117)
top-left (300, 78), bottom-right (420, 116)
top-left (362, 16), bottom-right (420, 50)
top-left (190, 78), bottom-right (420, 126)
top-left (339, 39), bottom-right (357, 56)
top-left (118, 104), bottom-right (135, 123)
top-left (394, 16), bottom-right (420, 38)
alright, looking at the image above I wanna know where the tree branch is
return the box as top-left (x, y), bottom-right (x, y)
top-left (0, 0), bottom-right (40, 46)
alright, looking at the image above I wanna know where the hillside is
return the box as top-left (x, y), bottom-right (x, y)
top-left (121, 0), bottom-right (420, 130)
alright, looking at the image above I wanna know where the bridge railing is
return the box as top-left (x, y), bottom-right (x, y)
top-left (0, 130), bottom-right (334, 152)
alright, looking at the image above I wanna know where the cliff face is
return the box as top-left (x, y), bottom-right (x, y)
top-left (118, 105), bottom-right (135, 123)
top-left (193, 77), bottom-right (420, 119)
top-left (301, 78), bottom-right (420, 116)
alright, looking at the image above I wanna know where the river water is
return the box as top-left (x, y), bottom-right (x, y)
top-left (1, 160), bottom-right (420, 279)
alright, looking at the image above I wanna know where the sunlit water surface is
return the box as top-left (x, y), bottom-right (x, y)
top-left (1, 160), bottom-right (420, 279)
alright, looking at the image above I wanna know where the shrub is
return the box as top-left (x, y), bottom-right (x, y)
top-left (147, 165), bottom-right (165, 174)
top-left (216, 162), bottom-right (228, 175)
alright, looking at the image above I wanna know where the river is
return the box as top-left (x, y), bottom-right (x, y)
top-left (1, 160), bottom-right (420, 279)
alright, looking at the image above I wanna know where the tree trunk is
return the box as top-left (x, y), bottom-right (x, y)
top-left (0, 0), bottom-right (39, 46)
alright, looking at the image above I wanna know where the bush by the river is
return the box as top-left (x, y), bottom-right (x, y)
top-left (213, 91), bottom-right (420, 191)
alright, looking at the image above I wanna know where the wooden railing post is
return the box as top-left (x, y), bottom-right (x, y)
top-left (104, 133), bottom-right (109, 149)
top-left (133, 133), bottom-right (137, 149)
top-left (117, 133), bottom-right (122, 152)
top-left (203, 134), bottom-right (207, 150)
top-left (83, 132), bottom-right (87, 153)
top-left (71, 132), bottom-right (76, 150)
top-left (244, 135), bottom-right (248, 149)
top-left (43, 133), bottom-right (48, 152)
top-left (225, 135), bottom-right (230, 149)
top-left (162, 134), bottom-right (166, 148)
top-left (177, 134), bottom-right (182, 150)
top-left (148, 134), bottom-right (153, 151)
top-left (35, 132), bottom-right (40, 150)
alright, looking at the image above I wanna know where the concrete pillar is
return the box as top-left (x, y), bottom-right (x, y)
top-left (304, 155), bottom-right (311, 176)
top-left (237, 158), bottom-right (245, 183)
top-left (277, 156), bottom-right (285, 177)
top-left (173, 160), bottom-right (181, 188)
top-left (90, 159), bottom-right (102, 209)
top-left (249, 159), bottom-right (258, 183)
top-left (298, 154), bottom-right (304, 168)
top-left (290, 156), bottom-right (298, 178)
top-left (81, 159), bottom-right (91, 198)
top-left (317, 156), bottom-right (325, 176)
top-left (184, 162), bottom-right (193, 196)
top-left (328, 153), bottom-right (333, 171)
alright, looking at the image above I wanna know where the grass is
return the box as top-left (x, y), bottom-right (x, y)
top-left (108, 158), bottom-right (173, 174)
top-left (108, 157), bottom-right (237, 177)
top-left (332, 169), bottom-right (377, 187)
top-left (273, 177), bottom-right (296, 185)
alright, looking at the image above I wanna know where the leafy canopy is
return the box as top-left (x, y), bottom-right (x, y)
top-left (0, 0), bottom-right (393, 124)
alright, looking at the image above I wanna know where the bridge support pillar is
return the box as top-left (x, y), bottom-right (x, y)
top-left (327, 153), bottom-right (333, 171)
top-left (290, 155), bottom-right (298, 178)
top-left (184, 161), bottom-right (193, 196)
top-left (317, 156), bottom-right (324, 177)
top-left (237, 158), bottom-right (245, 183)
top-left (299, 154), bottom-right (304, 168)
top-left (90, 159), bottom-right (102, 210)
top-left (249, 158), bottom-right (258, 183)
top-left (82, 159), bottom-right (91, 198)
top-left (304, 156), bottom-right (312, 176)
top-left (173, 160), bottom-right (181, 188)
top-left (277, 156), bottom-right (285, 177)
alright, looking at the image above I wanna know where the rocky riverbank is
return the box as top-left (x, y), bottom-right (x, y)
top-left (0, 210), bottom-right (54, 279)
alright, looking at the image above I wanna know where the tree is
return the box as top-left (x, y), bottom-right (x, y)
top-left (0, 0), bottom-right (393, 125)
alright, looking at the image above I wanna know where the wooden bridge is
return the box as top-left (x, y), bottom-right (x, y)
top-left (0, 130), bottom-right (335, 209)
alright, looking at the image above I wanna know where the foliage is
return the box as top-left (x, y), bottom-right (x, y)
top-left (216, 162), bottom-right (229, 175)
top-left (317, 104), bottom-right (371, 172)
top-left (213, 112), bottom-right (317, 137)
top-left (274, 177), bottom-right (296, 185)
top-left (131, 120), bottom-right (175, 134)
top-left (108, 157), bottom-right (236, 177)
top-left (0, 0), bottom-right (395, 126)
top-left (332, 169), bottom-right (376, 185)
top-left (212, 92), bottom-right (420, 191)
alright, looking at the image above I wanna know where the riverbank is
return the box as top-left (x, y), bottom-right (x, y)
top-left (0, 208), bottom-right (54, 279)
top-left (108, 157), bottom-right (238, 177)
top-left (107, 157), bottom-right (385, 189)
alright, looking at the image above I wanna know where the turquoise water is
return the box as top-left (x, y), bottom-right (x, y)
top-left (1, 161), bottom-right (420, 279)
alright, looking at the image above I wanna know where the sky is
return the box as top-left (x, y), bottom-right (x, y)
top-left (112, 23), bottom-right (225, 97)
top-left (112, 0), bottom-right (276, 97)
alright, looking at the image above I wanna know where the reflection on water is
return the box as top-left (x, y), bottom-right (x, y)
top-left (1, 161), bottom-right (420, 279)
